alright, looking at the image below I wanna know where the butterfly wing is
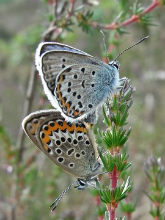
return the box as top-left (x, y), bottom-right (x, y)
top-left (35, 42), bottom-right (94, 105)
top-left (35, 42), bottom-right (119, 121)
top-left (55, 63), bottom-right (118, 121)
top-left (22, 110), bottom-right (101, 179)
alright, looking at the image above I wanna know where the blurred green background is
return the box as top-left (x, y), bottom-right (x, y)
top-left (0, 0), bottom-right (165, 219)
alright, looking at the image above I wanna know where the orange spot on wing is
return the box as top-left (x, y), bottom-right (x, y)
top-left (29, 122), bottom-right (39, 135)
top-left (41, 120), bottom-right (87, 141)
top-left (75, 126), bottom-right (87, 133)
top-left (42, 134), bottom-right (51, 144)
top-left (74, 110), bottom-right (79, 116)
top-left (58, 121), bottom-right (67, 130)
top-left (56, 84), bottom-right (61, 92)
top-left (65, 102), bottom-right (70, 111)
top-left (60, 98), bottom-right (65, 107)
top-left (66, 123), bottom-right (76, 132)
top-left (58, 75), bottom-right (64, 83)
top-left (43, 144), bottom-right (48, 151)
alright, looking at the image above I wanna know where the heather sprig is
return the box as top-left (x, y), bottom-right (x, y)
top-left (144, 156), bottom-right (165, 220)
top-left (94, 79), bottom-right (135, 219)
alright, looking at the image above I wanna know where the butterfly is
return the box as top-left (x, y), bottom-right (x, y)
top-left (22, 109), bottom-right (103, 210)
top-left (35, 42), bottom-right (120, 123)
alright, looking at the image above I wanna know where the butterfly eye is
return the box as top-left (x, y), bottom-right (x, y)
top-left (78, 179), bottom-right (86, 187)
top-left (109, 61), bottom-right (120, 70)
top-left (113, 64), bottom-right (119, 69)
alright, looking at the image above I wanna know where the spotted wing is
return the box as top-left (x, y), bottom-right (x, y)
top-left (35, 42), bottom-right (114, 121)
top-left (55, 62), bottom-right (116, 120)
top-left (22, 110), bottom-right (101, 179)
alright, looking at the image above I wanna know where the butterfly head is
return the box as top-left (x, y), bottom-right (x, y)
top-left (109, 60), bottom-right (120, 70)
top-left (75, 177), bottom-right (98, 190)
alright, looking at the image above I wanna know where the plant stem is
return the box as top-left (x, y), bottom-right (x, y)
top-left (89, 0), bottom-right (160, 30)
top-left (126, 212), bottom-right (132, 220)
top-left (68, 0), bottom-right (75, 17)
top-left (111, 165), bottom-right (118, 190)
top-left (106, 204), bottom-right (115, 220)
top-left (105, 166), bottom-right (119, 219)
top-left (110, 206), bottom-right (115, 220)
top-left (108, 166), bottom-right (118, 219)
top-left (141, 0), bottom-right (160, 16)
top-left (106, 204), bottom-right (111, 220)
top-left (16, 66), bottom-right (37, 162)
top-left (98, 216), bottom-right (104, 220)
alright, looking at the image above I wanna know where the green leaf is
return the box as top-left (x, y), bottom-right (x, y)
top-left (103, 106), bottom-right (111, 127)
top-left (99, 177), bottom-right (131, 205)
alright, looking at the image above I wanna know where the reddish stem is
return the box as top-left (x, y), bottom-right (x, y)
top-left (98, 216), bottom-right (104, 220)
top-left (94, 195), bottom-right (105, 220)
top-left (89, 0), bottom-right (160, 30)
top-left (94, 195), bottom-right (101, 206)
top-left (110, 165), bottom-right (118, 190)
top-left (117, 15), bottom-right (139, 28)
top-left (141, 0), bottom-right (160, 15)
top-left (106, 166), bottom-right (119, 220)
top-left (106, 204), bottom-right (116, 220)
top-left (126, 212), bottom-right (132, 220)
top-left (106, 204), bottom-right (111, 220)
top-left (110, 206), bottom-right (116, 220)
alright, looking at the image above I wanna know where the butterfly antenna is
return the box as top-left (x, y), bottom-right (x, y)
top-left (49, 181), bottom-right (76, 211)
top-left (100, 30), bottom-right (110, 63)
top-left (114, 36), bottom-right (149, 61)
